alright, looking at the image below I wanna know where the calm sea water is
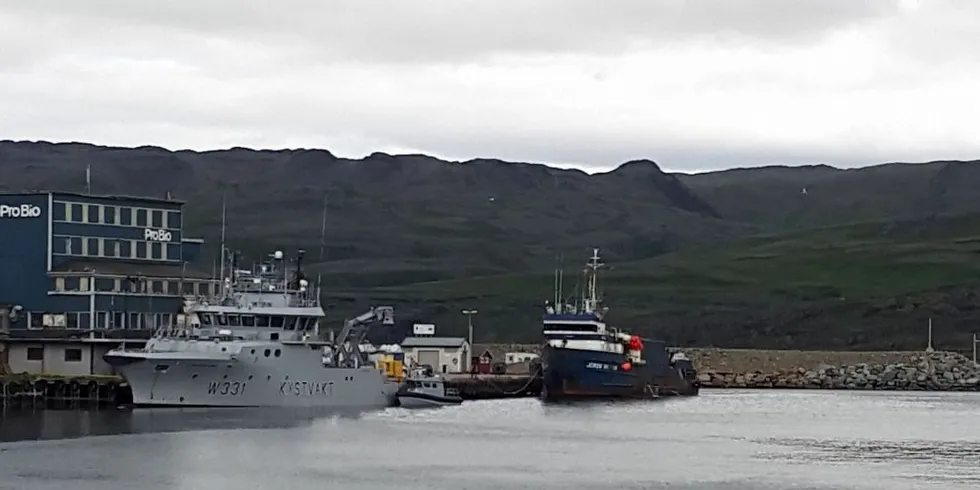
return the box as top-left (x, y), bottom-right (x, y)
top-left (1, 389), bottom-right (979, 490)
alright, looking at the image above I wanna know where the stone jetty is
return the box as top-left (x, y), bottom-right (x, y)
top-left (477, 344), bottom-right (980, 392)
top-left (695, 351), bottom-right (980, 391)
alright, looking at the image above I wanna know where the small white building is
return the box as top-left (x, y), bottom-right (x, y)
top-left (400, 336), bottom-right (470, 374)
top-left (504, 352), bottom-right (540, 364)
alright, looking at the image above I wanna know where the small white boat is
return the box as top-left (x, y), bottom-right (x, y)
top-left (396, 374), bottom-right (463, 409)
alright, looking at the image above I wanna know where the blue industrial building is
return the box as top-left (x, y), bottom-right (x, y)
top-left (0, 191), bottom-right (215, 375)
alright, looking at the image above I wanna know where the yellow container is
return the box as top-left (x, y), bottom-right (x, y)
top-left (376, 358), bottom-right (405, 379)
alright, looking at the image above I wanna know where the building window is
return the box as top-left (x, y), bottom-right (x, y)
top-left (79, 277), bottom-right (90, 292)
top-left (182, 281), bottom-right (195, 295)
top-left (168, 211), bottom-right (181, 229)
top-left (167, 244), bottom-right (180, 261)
top-left (103, 239), bottom-right (116, 258)
top-left (53, 202), bottom-right (66, 221)
top-left (27, 347), bottom-right (44, 361)
top-left (69, 237), bottom-right (82, 256)
top-left (136, 241), bottom-right (147, 259)
top-left (53, 236), bottom-right (66, 254)
top-left (151, 210), bottom-right (163, 228)
top-left (64, 277), bottom-right (80, 291)
top-left (120, 240), bottom-right (132, 258)
top-left (79, 313), bottom-right (91, 330)
top-left (64, 348), bottom-right (83, 362)
top-left (87, 238), bottom-right (99, 256)
top-left (96, 312), bottom-right (108, 329)
top-left (104, 205), bottom-right (116, 225)
top-left (129, 312), bottom-right (141, 329)
top-left (136, 208), bottom-right (148, 227)
top-left (112, 312), bottom-right (124, 330)
top-left (66, 312), bottom-right (79, 329)
top-left (70, 203), bottom-right (84, 222)
top-left (95, 278), bottom-right (115, 291)
top-left (86, 204), bottom-right (99, 223)
top-left (150, 242), bottom-right (162, 260)
top-left (120, 207), bottom-right (132, 226)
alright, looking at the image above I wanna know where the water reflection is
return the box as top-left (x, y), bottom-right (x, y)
top-left (0, 406), bottom-right (371, 442)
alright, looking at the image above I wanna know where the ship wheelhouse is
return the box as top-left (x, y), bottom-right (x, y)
top-left (542, 313), bottom-right (624, 354)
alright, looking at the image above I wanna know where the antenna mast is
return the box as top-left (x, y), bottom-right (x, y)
top-left (218, 194), bottom-right (227, 296)
top-left (317, 197), bottom-right (327, 296)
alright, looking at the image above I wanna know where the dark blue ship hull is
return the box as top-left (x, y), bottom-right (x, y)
top-left (540, 342), bottom-right (699, 401)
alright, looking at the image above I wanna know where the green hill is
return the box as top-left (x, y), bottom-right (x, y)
top-left (3, 140), bottom-right (980, 350)
top-left (348, 213), bottom-right (980, 351)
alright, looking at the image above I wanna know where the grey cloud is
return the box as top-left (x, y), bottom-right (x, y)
top-left (2, 0), bottom-right (899, 64)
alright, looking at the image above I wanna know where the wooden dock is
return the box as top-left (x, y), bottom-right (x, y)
top-left (443, 373), bottom-right (541, 400)
top-left (0, 374), bottom-right (128, 408)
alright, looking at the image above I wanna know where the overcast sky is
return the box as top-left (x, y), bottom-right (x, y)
top-left (1, 0), bottom-right (978, 173)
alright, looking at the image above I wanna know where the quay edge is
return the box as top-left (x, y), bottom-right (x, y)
top-left (0, 374), bottom-right (130, 407)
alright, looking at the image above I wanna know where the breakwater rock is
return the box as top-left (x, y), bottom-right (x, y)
top-left (697, 351), bottom-right (980, 391)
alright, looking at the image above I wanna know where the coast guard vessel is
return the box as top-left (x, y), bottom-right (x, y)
top-left (104, 249), bottom-right (400, 408)
top-left (539, 249), bottom-right (699, 401)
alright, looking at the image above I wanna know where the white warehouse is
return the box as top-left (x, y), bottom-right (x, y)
top-left (400, 336), bottom-right (470, 374)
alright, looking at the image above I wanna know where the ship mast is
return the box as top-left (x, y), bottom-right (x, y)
top-left (582, 248), bottom-right (603, 314)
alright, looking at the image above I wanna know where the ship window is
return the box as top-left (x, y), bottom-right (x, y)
top-left (283, 317), bottom-right (297, 331)
top-left (256, 315), bottom-right (270, 327)
top-left (299, 317), bottom-right (313, 331)
top-left (263, 349), bottom-right (271, 357)
top-left (270, 316), bottom-right (284, 329)
top-left (274, 349), bottom-right (281, 357)
top-left (241, 315), bottom-right (255, 327)
top-left (216, 314), bottom-right (227, 326)
top-left (200, 314), bottom-right (213, 325)
top-left (546, 323), bottom-right (600, 333)
top-left (270, 333), bottom-right (279, 341)
top-left (227, 315), bottom-right (240, 326)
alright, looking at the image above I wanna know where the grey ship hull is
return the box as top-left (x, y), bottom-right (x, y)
top-left (105, 342), bottom-right (399, 408)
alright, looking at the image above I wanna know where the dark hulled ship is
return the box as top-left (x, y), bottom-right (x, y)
top-left (539, 249), bottom-right (699, 401)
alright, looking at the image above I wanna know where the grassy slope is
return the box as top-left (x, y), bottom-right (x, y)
top-left (340, 213), bottom-right (980, 351)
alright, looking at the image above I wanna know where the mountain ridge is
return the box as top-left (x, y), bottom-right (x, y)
top-left (5, 139), bottom-right (980, 349)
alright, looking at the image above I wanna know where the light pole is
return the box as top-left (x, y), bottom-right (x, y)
top-left (462, 309), bottom-right (477, 372)
top-left (926, 318), bottom-right (934, 353)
